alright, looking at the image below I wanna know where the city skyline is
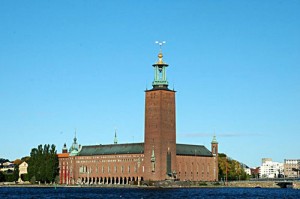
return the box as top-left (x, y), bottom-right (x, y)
top-left (0, 1), bottom-right (299, 168)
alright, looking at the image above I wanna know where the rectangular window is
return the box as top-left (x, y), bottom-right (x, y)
top-left (79, 166), bottom-right (84, 173)
top-left (167, 152), bottom-right (171, 175)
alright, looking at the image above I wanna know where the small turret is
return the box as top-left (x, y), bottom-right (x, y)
top-left (211, 135), bottom-right (218, 144)
top-left (152, 41), bottom-right (169, 89)
top-left (69, 130), bottom-right (80, 156)
top-left (62, 143), bottom-right (68, 153)
top-left (211, 135), bottom-right (218, 156)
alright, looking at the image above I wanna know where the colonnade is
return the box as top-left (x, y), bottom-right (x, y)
top-left (78, 176), bottom-right (144, 185)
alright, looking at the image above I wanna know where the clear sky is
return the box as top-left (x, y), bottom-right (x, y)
top-left (0, 1), bottom-right (299, 167)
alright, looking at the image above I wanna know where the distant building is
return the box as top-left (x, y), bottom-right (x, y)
top-left (262, 158), bottom-right (272, 164)
top-left (284, 159), bottom-right (300, 178)
top-left (259, 158), bottom-right (283, 178)
top-left (250, 167), bottom-right (260, 179)
top-left (0, 161), bottom-right (15, 173)
top-left (244, 167), bottom-right (251, 176)
top-left (240, 163), bottom-right (251, 175)
top-left (18, 162), bottom-right (28, 182)
top-left (57, 49), bottom-right (219, 185)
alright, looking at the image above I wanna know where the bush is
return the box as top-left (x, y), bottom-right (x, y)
top-left (0, 172), bottom-right (5, 182)
top-left (30, 176), bottom-right (36, 184)
top-left (55, 175), bottom-right (60, 184)
top-left (5, 174), bottom-right (15, 182)
top-left (198, 182), bottom-right (207, 186)
top-left (21, 174), bottom-right (30, 181)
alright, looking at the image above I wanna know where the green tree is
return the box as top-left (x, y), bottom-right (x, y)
top-left (21, 173), bottom-right (29, 181)
top-left (47, 144), bottom-right (59, 182)
top-left (36, 144), bottom-right (43, 182)
top-left (28, 148), bottom-right (38, 183)
top-left (5, 173), bottom-right (15, 182)
top-left (218, 153), bottom-right (249, 181)
top-left (0, 172), bottom-right (5, 182)
top-left (28, 144), bottom-right (59, 184)
top-left (30, 176), bottom-right (36, 184)
top-left (0, 158), bottom-right (9, 164)
top-left (21, 156), bottom-right (30, 163)
top-left (13, 164), bottom-right (20, 182)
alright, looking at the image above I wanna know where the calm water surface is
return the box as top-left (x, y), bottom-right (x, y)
top-left (0, 187), bottom-right (300, 199)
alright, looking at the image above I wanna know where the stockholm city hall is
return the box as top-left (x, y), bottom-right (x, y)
top-left (57, 45), bottom-right (219, 185)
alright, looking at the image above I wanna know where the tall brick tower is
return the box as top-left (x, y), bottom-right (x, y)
top-left (211, 135), bottom-right (219, 181)
top-left (144, 44), bottom-right (177, 181)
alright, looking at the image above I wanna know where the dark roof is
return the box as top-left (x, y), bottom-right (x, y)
top-left (176, 144), bottom-right (212, 157)
top-left (78, 143), bottom-right (144, 156)
top-left (145, 87), bottom-right (176, 92)
top-left (78, 143), bottom-right (212, 157)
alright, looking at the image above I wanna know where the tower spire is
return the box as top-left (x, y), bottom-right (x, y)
top-left (114, 129), bottom-right (118, 144)
top-left (69, 129), bottom-right (79, 155)
top-left (74, 129), bottom-right (77, 144)
top-left (155, 41), bottom-right (166, 52)
top-left (152, 41), bottom-right (169, 89)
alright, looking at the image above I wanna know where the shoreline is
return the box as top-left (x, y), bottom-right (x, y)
top-left (1, 182), bottom-right (299, 189)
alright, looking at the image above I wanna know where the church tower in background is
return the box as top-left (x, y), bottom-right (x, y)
top-left (144, 43), bottom-right (177, 181)
top-left (211, 135), bottom-right (219, 180)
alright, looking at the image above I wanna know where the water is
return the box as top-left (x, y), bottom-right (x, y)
top-left (0, 187), bottom-right (300, 199)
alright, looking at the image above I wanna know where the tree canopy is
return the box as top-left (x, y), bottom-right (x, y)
top-left (27, 144), bottom-right (59, 183)
top-left (218, 153), bottom-right (249, 181)
top-left (0, 172), bottom-right (5, 182)
top-left (0, 158), bottom-right (10, 165)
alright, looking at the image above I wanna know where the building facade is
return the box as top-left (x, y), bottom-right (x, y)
top-left (250, 167), bottom-right (260, 179)
top-left (58, 50), bottom-right (218, 185)
top-left (0, 161), bottom-right (15, 173)
top-left (284, 159), bottom-right (300, 178)
top-left (259, 158), bottom-right (283, 178)
top-left (18, 161), bottom-right (28, 182)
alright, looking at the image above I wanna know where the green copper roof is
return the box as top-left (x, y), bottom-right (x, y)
top-left (176, 144), bottom-right (212, 157)
top-left (211, 135), bottom-right (218, 144)
top-left (152, 52), bottom-right (169, 88)
top-left (78, 143), bottom-right (212, 157)
top-left (78, 143), bottom-right (144, 156)
top-left (69, 149), bottom-right (80, 156)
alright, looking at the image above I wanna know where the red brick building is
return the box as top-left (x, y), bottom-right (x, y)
top-left (58, 50), bottom-right (218, 185)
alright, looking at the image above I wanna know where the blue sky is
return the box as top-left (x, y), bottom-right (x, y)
top-left (0, 1), bottom-right (299, 167)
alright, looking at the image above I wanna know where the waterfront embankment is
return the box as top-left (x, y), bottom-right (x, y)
top-left (226, 181), bottom-right (300, 189)
top-left (1, 181), bottom-right (299, 189)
